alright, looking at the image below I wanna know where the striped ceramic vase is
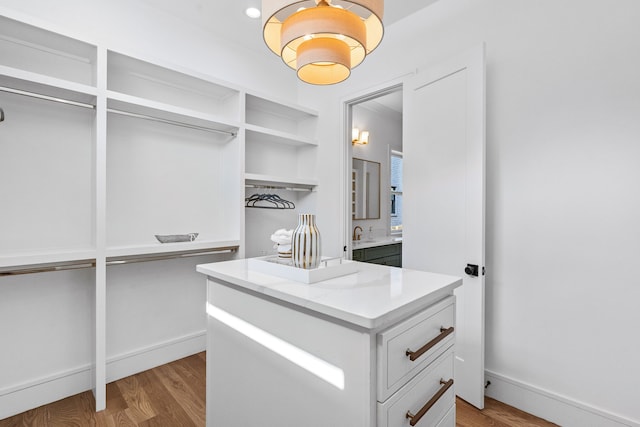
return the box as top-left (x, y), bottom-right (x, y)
top-left (291, 213), bottom-right (321, 269)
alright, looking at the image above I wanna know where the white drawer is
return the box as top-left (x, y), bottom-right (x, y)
top-left (377, 348), bottom-right (455, 427)
top-left (435, 404), bottom-right (455, 427)
top-left (377, 296), bottom-right (455, 401)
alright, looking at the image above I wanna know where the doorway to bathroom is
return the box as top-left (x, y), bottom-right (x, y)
top-left (346, 86), bottom-right (404, 262)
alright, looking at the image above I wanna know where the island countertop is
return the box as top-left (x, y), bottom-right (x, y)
top-left (197, 258), bottom-right (461, 331)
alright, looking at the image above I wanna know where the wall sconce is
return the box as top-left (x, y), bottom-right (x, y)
top-left (352, 128), bottom-right (369, 145)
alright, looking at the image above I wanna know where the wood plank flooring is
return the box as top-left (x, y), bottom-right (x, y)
top-left (0, 352), bottom-right (558, 426)
top-left (0, 353), bottom-right (206, 427)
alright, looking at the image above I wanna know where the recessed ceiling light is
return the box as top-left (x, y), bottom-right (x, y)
top-left (245, 7), bottom-right (261, 19)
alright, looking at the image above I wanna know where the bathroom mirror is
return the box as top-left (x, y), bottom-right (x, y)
top-left (352, 158), bottom-right (380, 219)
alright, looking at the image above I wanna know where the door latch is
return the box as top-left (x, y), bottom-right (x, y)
top-left (464, 264), bottom-right (479, 277)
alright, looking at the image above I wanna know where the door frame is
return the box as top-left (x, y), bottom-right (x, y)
top-left (340, 78), bottom-right (406, 257)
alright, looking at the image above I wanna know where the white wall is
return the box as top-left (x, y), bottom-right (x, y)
top-left (303, 0), bottom-right (640, 425)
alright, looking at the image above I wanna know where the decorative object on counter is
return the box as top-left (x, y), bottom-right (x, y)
top-left (155, 233), bottom-right (198, 243)
top-left (270, 228), bottom-right (293, 258)
top-left (291, 213), bottom-right (321, 269)
top-left (262, 0), bottom-right (384, 85)
top-left (245, 193), bottom-right (295, 209)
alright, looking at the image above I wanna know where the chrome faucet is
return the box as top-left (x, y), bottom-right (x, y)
top-left (353, 226), bottom-right (363, 241)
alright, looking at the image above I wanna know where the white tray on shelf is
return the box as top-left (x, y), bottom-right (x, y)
top-left (248, 256), bottom-right (359, 284)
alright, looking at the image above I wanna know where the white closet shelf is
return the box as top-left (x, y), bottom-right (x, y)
top-left (106, 239), bottom-right (240, 259)
top-left (245, 124), bottom-right (317, 147)
top-left (0, 66), bottom-right (97, 105)
top-left (0, 248), bottom-right (96, 270)
top-left (246, 92), bottom-right (318, 120)
top-left (245, 173), bottom-right (317, 189)
top-left (107, 50), bottom-right (240, 101)
top-left (107, 92), bottom-right (239, 136)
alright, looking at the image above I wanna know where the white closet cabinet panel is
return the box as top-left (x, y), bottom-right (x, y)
top-left (0, 269), bottom-right (94, 412)
top-left (242, 93), bottom-right (319, 258)
top-left (0, 15), bottom-right (96, 86)
top-left (377, 349), bottom-right (455, 427)
top-left (107, 51), bottom-right (240, 122)
top-left (245, 93), bottom-right (317, 139)
top-left (0, 91), bottom-right (95, 257)
top-left (245, 138), bottom-right (317, 184)
top-left (106, 114), bottom-right (240, 248)
top-left (244, 93), bottom-right (318, 187)
top-left (378, 297), bottom-right (455, 401)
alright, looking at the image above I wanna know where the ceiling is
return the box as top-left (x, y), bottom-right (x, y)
top-left (369, 89), bottom-right (403, 113)
top-left (140, 0), bottom-right (440, 54)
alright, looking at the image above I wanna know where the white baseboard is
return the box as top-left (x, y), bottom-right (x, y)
top-left (0, 365), bottom-right (93, 420)
top-left (106, 331), bottom-right (206, 383)
top-left (485, 369), bottom-right (640, 427)
top-left (0, 331), bottom-right (206, 420)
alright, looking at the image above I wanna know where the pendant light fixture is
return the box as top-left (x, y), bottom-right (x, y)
top-left (262, 0), bottom-right (384, 85)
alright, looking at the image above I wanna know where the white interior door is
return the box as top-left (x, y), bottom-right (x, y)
top-left (402, 45), bottom-right (486, 409)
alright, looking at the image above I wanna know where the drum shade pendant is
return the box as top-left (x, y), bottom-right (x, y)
top-left (263, 0), bottom-right (384, 85)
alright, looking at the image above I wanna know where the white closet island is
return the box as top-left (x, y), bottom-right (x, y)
top-left (198, 259), bottom-right (462, 427)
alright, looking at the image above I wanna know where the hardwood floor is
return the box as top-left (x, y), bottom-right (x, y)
top-left (0, 353), bottom-right (206, 427)
top-left (457, 397), bottom-right (558, 427)
top-left (1, 352), bottom-right (557, 426)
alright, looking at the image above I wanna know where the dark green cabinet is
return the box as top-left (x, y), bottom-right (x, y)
top-left (353, 243), bottom-right (402, 267)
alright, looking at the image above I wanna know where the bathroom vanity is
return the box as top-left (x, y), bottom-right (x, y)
top-left (197, 258), bottom-right (461, 427)
top-left (353, 238), bottom-right (403, 267)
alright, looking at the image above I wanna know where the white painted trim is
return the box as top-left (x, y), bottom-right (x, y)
top-left (106, 331), bottom-right (206, 382)
top-left (485, 370), bottom-right (640, 427)
top-left (0, 331), bottom-right (206, 420)
top-left (0, 365), bottom-right (92, 420)
top-left (340, 76), bottom-right (408, 258)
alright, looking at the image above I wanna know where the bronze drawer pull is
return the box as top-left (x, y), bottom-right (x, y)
top-left (405, 327), bottom-right (454, 361)
top-left (405, 378), bottom-right (454, 426)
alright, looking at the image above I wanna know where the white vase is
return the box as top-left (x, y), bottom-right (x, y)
top-left (291, 213), bottom-right (321, 269)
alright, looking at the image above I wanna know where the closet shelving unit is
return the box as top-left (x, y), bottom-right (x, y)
top-left (0, 16), bottom-right (98, 272)
top-left (244, 93), bottom-right (318, 188)
top-left (243, 93), bottom-right (319, 256)
top-left (0, 11), bottom-right (320, 417)
top-left (104, 50), bottom-right (242, 260)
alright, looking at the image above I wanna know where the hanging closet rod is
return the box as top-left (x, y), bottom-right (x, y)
top-left (106, 246), bottom-right (239, 266)
top-left (245, 184), bottom-right (313, 192)
top-left (0, 247), bottom-right (238, 276)
top-left (107, 108), bottom-right (237, 137)
top-left (0, 260), bottom-right (96, 276)
top-left (0, 86), bottom-right (95, 109)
